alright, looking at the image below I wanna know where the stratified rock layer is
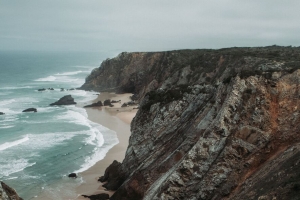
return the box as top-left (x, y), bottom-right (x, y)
top-left (0, 181), bottom-right (22, 200)
top-left (82, 46), bottom-right (300, 200)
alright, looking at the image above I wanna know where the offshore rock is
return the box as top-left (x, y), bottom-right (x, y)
top-left (82, 46), bottom-right (300, 199)
top-left (0, 112), bottom-right (4, 115)
top-left (49, 95), bottom-right (76, 106)
top-left (68, 173), bottom-right (77, 178)
top-left (22, 108), bottom-right (37, 113)
top-left (0, 181), bottom-right (23, 200)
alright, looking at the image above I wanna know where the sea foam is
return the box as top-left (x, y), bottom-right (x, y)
top-left (0, 135), bottom-right (30, 151)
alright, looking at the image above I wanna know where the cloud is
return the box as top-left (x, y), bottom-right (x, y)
top-left (0, 0), bottom-right (299, 52)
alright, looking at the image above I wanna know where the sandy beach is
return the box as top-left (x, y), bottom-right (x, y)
top-left (75, 92), bottom-right (137, 199)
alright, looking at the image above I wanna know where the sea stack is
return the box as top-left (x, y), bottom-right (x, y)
top-left (49, 95), bottom-right (76, 106)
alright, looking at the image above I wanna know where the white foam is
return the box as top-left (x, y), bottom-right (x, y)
top-left (0, 99), bottom-right (16, 106)
top-left (55, 71), bottom-right (84, 76)
top-left (0, 158), bottom-right (36, 177)
top-left (35, 76), bottom-right (57, 82)
top-left (0, 125), bottom-right (14, 129)
top-left (0, 135), bottom-right (30, 151)
top-left (0, 86), bottom-right (33, 90)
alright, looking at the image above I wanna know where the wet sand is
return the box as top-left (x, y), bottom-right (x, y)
top-left (75, 93), bottom-right (137, 199)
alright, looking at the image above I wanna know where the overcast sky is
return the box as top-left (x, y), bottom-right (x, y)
top-left (0, 0), bottom-right (299, 53)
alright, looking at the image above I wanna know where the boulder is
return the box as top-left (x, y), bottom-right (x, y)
top-left (99, 160), bottom-right (126, 190)
top-left (50, 95), bottom-right (76, 106)
top-left (82, 193), bottom-right (109, 200)
top-left (103, 99), bottom-right (112, 106)
top-left (22, 108), bottom-right (37, 113)
top-left (38, 88), bottom-right (46, 91)
top-left (84, 101), bottom-right (103, 108)
top-left (60, 88), bottom-right (65, 91)
top-left (48, 88), bottom-right (54, 90)
top-left (68, 173), bottom-right (77, 178)
top-left (0, 112), bottom-right (4, 115)
top-left (111, 100), bottom-right (121, 103)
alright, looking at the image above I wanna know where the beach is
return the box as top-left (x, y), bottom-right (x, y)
top-left (75, 92), bottom-right (137, 199)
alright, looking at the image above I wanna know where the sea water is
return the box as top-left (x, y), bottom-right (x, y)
top-left (0, 51), bottom-right (119, 199)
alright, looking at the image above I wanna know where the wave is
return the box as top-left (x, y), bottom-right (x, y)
top-left (35, 76), bottom-right (57, 82)
top-left (55, 70), bottom-right (87, 76)
top-left (0, 99), bottom-right (16, 106)
top-left (0, 86), bottom-right (33, 90)
top-left (0, 135), bottom-right (29, 151)
top-left (0, 158), bottom-right (36, 177)
top-left (0, 125), bottom-right (14, 129)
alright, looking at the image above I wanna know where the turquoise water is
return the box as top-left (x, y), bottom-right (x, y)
top-left (0, 51), bottom-right (118, 199)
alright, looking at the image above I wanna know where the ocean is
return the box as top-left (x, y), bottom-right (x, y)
top-left (0, 51), bottom-right (119, 199)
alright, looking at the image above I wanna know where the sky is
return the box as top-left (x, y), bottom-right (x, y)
top-left (0, 0), bottom-right (299, 53)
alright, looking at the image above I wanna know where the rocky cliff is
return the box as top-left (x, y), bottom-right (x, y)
top-left (82, 46), bottom-right (300, 200)
top-left (0, 181), bottom-right (22, 200)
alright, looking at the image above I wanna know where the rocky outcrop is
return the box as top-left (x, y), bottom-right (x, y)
top-left (82, 46), bottom-right (300, 199)
top-left (0, 181), bottom-right (22, 200)
top-left (22, 108), bottom-right (37, 112)
top-left (0, 112), bottom-right (4, 115)
top-left (84, 101), bottom-right (103, 108)
top-left (49, 95), bottom-right (76, 106)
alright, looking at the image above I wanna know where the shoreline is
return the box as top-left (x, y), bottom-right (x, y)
top-left (75, 92), bottom-right (137, 199)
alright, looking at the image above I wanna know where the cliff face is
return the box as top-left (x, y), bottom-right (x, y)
top-left (82, 46), bottom-right (300, 200)
top-left (0, 181), bottom-right (22, 200)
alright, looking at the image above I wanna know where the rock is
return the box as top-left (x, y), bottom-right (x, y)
top-left (69, 88), bottom-right (75, 91)
top-left (0, 112), bottom-right (4, 115)
top-left (48, 88), bottom-right (54, 90)
top-left (121, 101), bottom-right (136, 107)
top-left (100, 160), bottom-right (126, 190)
top-left (103, 99), bottom-right (112, 106)
top-left (82, 193), bottom-right (109, 200)
top-left (68, 173), bottom-right (77, 178)
top-left (50, 95), bottom-right (76, 106)
top-left (84, 101), bottom-right (103, 108)
top-left (22, 108), bottom-right (37, 112)
top-left (60, 88), bottom-right (65, 91)
top-left (81, 47), bottom-right (300, 200)
top-left (111, 100), bottom-right (121, 103)
top-left (38, 88), bottom-right (46, 91)
top-left (0, 181), bottom-right (23, 200)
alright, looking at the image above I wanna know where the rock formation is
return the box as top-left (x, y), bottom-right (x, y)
top-left (0, 112), bottom-right (4, 115)
top-left (82, 46), bottom-right (300, 200)
top-left (84, 101), bottom-right (103, 108)
top-left (49, 95), bottom-right (76, 106)
top-left (0, 181), bottom-right (22, 200)
top-left (22, 108), bottom-right (37, 113)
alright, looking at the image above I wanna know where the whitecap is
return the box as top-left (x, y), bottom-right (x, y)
top-left (0, 135), bottom-right (30, 151)
top-left (0, 99), bottom-right (16, 106)
top-left (34, 76), bottom-right (56, 82)
top-left (0, 86), bottom-right (33, 90)
top-left (55, 71), bottom-right (83, 76)
top-left (0, 159), bottom-right (36, 177)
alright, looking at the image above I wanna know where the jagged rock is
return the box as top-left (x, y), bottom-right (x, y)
top-left (68, 173), bottom-right (77, 178)
top-left (103, 99), bottom-right (112, 106)
top-left (81, 47), bottom-right (300, 200)
top-left (82, 193), bottom-right (109, 200)
top-left (0, 181), bottom-right (23, 200)
top-left (99, 160), bottom-right (126, 190)
top-left (0, 112), bottom-right (4, 115)
top-left (22, 108), bottom-right (37, 113)
top-left (38, 88), bottom-right (46, 91)
top-left (121, 101), bottom-right (136, 107)
top-left (50, 95), bottom-right (76, 106)
top-left (84, 101), bottom-right (103, 108)
top-left (111, 100), bottom-right (121, 103)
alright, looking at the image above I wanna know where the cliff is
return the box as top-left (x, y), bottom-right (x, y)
top-left (82, 46), bottom-right (300, 200)
top-left (0, 181), bottom-right (22, 200)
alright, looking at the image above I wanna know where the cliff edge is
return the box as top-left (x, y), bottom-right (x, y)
top-left (82, 46), bottom-right (300, 200)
